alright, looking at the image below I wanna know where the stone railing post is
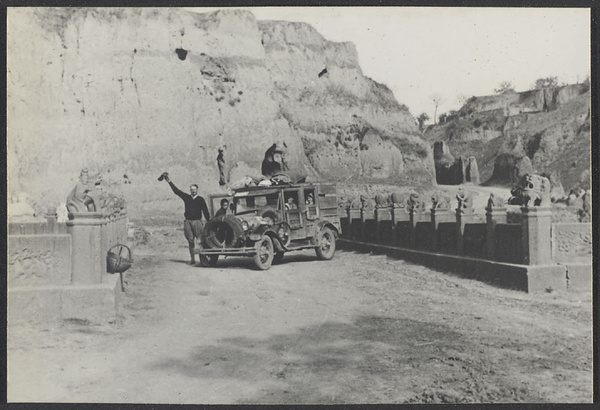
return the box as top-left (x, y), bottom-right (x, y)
top-left (108, 213), bottom-right (116, 249)
top-left (67, 212), bottom-right (105, 285)
top-left (375, 205), bottom-right (392, 244)
top-left (391, 205), bottom-right (410, 247)
top-left (409, 209), bottom-right (427, 248)
top-left (456, 208), bottom-right (477, 255)
top-left (101, 214), bottom-right (110, 263)
top-left (430, 208), bottom-right (449, 252)
top-left (486, 206), bottom-right (507, 260)
top-left (348, 206), bottom-right (362, 240)
top-left (360, 206), bottom-right (376, 242)
top-left (45, 207), bottom-right (58, 234)
top-left (521, 206), bottom-right (553, 265)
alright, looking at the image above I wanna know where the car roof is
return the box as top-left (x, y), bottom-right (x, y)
top-left (232, 182), bottom-right (333, 197)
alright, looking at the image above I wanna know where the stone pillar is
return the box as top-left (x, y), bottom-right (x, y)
top-left (45, 207), bottom-right (58, 234)
top-left (67, 212), bottom-right (104, 285)
top-left (521, 206), bottom-right (553, 265)
top-left (485, 206), bottom-right (507, 260)
top-left (456, 209), bottom-right (477, 255)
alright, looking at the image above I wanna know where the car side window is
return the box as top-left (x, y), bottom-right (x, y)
top-left (304, 189), bottom-right (317, 219)
top-left (284, 191), bottom-right (299, 210)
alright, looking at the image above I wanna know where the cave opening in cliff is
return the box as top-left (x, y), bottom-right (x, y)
top-left (175, 48), bottom-right (188, 61)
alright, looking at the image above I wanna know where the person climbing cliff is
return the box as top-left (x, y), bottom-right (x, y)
top-left (261, 142), bottom-right (288, 177)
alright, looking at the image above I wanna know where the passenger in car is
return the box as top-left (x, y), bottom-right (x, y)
top-left (285, 196), bottom-right (298, 210)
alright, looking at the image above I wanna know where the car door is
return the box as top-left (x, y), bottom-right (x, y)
top-left (283, 189), bottom-right (304, 239)
top-left (302, 187), bottom-right (319, 235)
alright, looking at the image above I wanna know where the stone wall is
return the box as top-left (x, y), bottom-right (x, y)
top-left (551, 223), bottom-right (592, 264)
top-left (8, 211), bottom-right (130, 325)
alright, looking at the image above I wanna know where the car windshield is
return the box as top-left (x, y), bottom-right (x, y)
top-left (234, 193), bottom-right (280, 214)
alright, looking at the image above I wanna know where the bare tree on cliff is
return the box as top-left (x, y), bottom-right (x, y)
top-left (430, 94), bottom-right (444, 125)
top-left (494, 81), bottom-right (515, 94)
top-left (533, 76), bottom-right (559, 89)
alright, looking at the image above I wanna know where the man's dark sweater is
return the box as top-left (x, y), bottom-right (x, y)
top-left (169, 182), bottom-right (210, 221)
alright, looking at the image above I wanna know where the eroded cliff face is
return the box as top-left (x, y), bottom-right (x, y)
top-left (424, 84), bottom-right (590, 190)
top-left (7, 8), bottom-right (434, 216)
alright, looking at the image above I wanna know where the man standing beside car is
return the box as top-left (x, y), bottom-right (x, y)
top-left (159, 172), bottom-right (210, 265)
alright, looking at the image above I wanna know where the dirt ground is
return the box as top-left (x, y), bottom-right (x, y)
top-left (7, 221), bottom-right (593, 404)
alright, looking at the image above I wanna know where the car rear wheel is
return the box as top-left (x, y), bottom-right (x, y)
top-left (315, 227), bottom-right (336, 260)
top-left (253, 235), bottom-right (274, 270)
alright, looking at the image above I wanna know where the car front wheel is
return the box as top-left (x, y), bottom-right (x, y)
top-left (253, 235), bottom-right (274, 270)
top-left (315, 227), bottom-right (336, 260)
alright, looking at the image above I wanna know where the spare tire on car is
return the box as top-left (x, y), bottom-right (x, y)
top-left (203, 215), bottom-right (245, 248)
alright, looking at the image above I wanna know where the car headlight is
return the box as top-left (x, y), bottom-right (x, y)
top-left (241, 220), bottom-right (249, 231)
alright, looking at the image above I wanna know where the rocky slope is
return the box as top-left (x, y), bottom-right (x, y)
top-left (7, 8), bottom-right (434, 217)
top-left (423, 84), bottom-right (591, 191)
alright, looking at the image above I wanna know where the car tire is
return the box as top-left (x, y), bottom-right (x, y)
top-left (203, 216), bottom-right (244, 248)
top-left (253, 235), bottom-right (274, 270)
top-left (315, 226), bottom-right (336, 260)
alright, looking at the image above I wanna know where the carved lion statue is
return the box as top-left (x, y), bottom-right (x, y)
top-left (431, 192), bottom-right (450, 211)
top-left (407, 192), bottom-right (426, 213)
top-left (508, 174), bottom-right (551, 207)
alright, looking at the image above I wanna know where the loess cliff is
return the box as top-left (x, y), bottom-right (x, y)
top-left (424, 84), bottom-right (591, 191)
top-left (7, 8), bottom-right (434, 217)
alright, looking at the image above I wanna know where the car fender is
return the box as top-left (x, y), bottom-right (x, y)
top-left (313, 219), bottom-right (339, 241)
top-left (248, 225), bottom-right (279, 241)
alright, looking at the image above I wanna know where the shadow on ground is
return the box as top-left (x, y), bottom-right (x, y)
top-left (146, 314), bottom-right (481, 403)
top-left (188, 251), bottom-right (322, 270)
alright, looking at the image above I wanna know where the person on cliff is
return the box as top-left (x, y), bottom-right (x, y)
top-left (159, 172), bottom-right (210, 265)
top-left (217, 147), bottom-right (228, 186)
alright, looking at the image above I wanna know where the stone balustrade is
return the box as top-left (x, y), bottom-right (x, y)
top-left (339, 192), bottom-right (591, 292)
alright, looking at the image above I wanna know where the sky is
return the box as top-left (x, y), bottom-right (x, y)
top-left (190, 7), bottom-right (590, 122)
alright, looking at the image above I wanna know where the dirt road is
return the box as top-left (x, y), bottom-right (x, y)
top-left (7, 223), bottom-right (593, 403)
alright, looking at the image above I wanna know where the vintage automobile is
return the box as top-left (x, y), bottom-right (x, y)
top-left (197, 183), bottom-right (341, 270)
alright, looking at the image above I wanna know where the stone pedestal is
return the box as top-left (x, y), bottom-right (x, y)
top-left (486, 206), bottom-right (507, 260)
top-left (67, 212), bottom-right (104, 284)
top-left (456, 209), bottom-right (477, 255)
top-left (521, 206), bottom-right (552, 265)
